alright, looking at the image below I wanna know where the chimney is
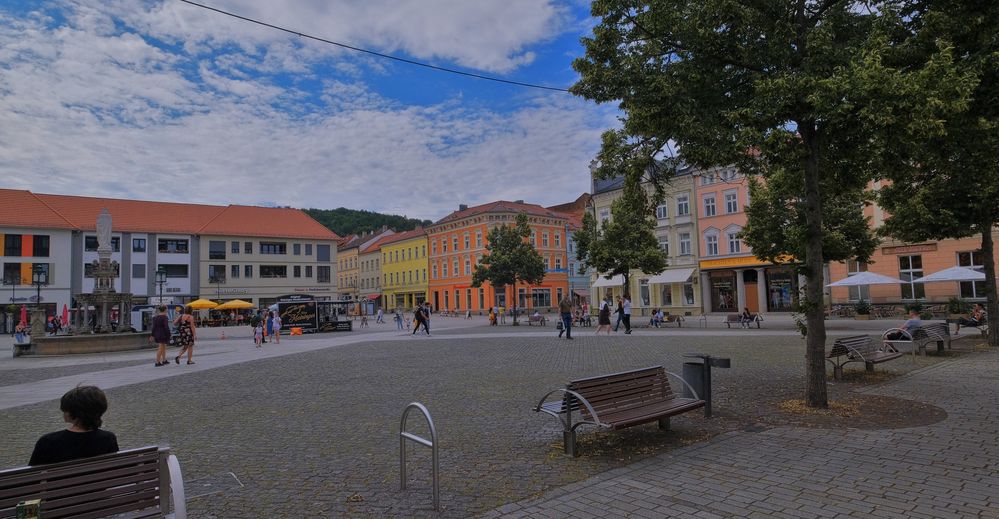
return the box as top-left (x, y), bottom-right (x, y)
top-left (459, 204), bottom-right (468, 211)
top-left (514, 200), bottom-right (524, 204)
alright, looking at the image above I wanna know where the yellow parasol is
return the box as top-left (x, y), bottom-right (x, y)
top-left (216, 299), bottom-right (254, 310)
top-left (186, 298), bottom-right (219, 309)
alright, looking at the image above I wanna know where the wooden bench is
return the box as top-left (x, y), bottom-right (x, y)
top-left (649, 315), bottom-right (684, 328)
top-left (0, 446), bottom-right (187, 519)
top-left (724, 313), bottom-right (763, 329)
top-left (826, 335), bottom-right (903, 379)
top-left (526, 314), bottom-right (547, 326)
top-left (534, 366), bottom-right (705, 456)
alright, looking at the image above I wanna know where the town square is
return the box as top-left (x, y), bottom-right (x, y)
top-left (1, 0), bottom-right (998, 518)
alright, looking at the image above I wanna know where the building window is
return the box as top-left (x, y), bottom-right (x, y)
top-left (317, 266), bottom-right (331, 283)
top-left (703, 195), bottom-right (716, 217)
top-left (260, 265), bottom-right (287, 278)
top-left (661, 285), bottom-right (673, 306)
top-left (305, 243), bottom-right (313, 255)
top-left (432, 241), bottom-right (437, 255)
top-left (599, 209), bottom-right (610, 223)
top-left (132, 263), bottom-right (145, 279)
top-left (676, 195), bottom-right (690, 216)
top-left (442, 261), bottom-right (449, 278)
top-left (4, 235), bottom-right (22, 256)
top-left (421, 245), bottom-right (426, 257)
top-left (422, 269), bottom-right (426, 281)
top-left (555, 256), bottom-right (562, 269)
top-left (554, 233), bottom-right (561, 248)
top-left (531, 288), bottom-right (552, 308)
top-left (453, 235), bottom-right (459, 250)
top-left (899, 255), bottom-right (925, 300)
top-left (656, 204), bottom-right (668, 220)
top-left (3, 263), bottom-right (21, 283)
top-left (659, 237), bottom-right (669, 255)
top-left (958, 251), bottom-right (986, 298)
top-left (639, 279), bottom-right (650, 306)
top-left (86, 236), bottom-right (120, 252)
top-left (542, 232), bottom-right (549, 247)
top-left (476, 231), bottom-right (482, 248)
top-left (725, 191), bottom-right (739, 213)
top-left (701, 174), bottom-right (714, 186)
top-left (260, 242), bottom-right (287, 255)
top-left (846, 260), bottom-right (869, 301)
top-left (679, 233), bottom-right (692, 255)
top-left (32, 263), bottom-right (50, 284)
top-left (727, 232), bottom-right (741, 254)
top-left (530, 230), bottom-right (537, 244)
top-left (231, 241), bottom-right (239, 254)
top-left (208, 264), bottom-right (226, 283)
top-left (432, 263), bottom-right (438, 279)
top-left (705, 234), bottom-right (719, 256)
top-left (158, 239), bottom-right (188, 254)
top-left (160, 264), bottom-right (187, 278)
top-left (683, 283), bottom-right (695, 305)
top-left (209, 241), bottom-right (226, 260)
top-left (317, 244), bottom-right (331, 262)
top-left (244, 241), bottom-right (253, 254)
top-left (464, 234), bottom-right (470, 249)
top-left (244, 265), bottom-right (253, 278)
top-left (464, 259), bottom-right (471, 275)
top-left (293, 243), bottom-right (301, 255)
top-left (453, 259), bottom-right (459, 278)
top-left (132, 238), bottom-right (146, 253)
top-left (294, 265), bottom-right (301, 278)
top-left (231, 265), bottom-right (240, 279)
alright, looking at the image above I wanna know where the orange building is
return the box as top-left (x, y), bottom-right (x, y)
top-left (427, 201), bottom-right (570, 314)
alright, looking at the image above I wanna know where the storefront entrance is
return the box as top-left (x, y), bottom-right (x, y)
top-left (766, 269), bottom-right (796, 311)
top-left (710, 272), bottom-right (737, 312)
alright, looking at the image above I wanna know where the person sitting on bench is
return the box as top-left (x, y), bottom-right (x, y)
top-left (955, 303), bottom-right (985, 335)
top-left (740, 307), bottom-right (754, 328)
top-left (885, 309), bottom-right (923, 340)
top-left (29, 386), bottom-right (119, 466)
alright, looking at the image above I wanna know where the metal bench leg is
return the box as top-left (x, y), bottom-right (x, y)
top-left (833, 365), bottom-right (843, 380)
top-left (563, 430), bottom-right (578, 457)
top-left (658, 417), bottom-right (670, 431)
top-left (865, 362), bottom-right (875, 373)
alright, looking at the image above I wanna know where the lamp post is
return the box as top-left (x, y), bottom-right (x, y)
top-left (155, 266), bottom-right (167, 305)
top-left (32, 265), bottom-right (47, 308)
top-left (2, 274), bottom-right (15, 336)
top-left (211, 276), bottom-right (223, 303)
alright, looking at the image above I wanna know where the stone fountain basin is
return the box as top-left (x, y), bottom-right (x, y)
top-left (16, 332), bottom-right (153, 357)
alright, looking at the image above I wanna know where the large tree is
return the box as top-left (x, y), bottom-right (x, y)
top-left (877, 0), bottom-right (999, 346)
top-left (572, 0), bottom-right (968, 407)
top-left (472, 213), bottom-right (546, 325)
top-left (574, 176), bottom-right (667, 294)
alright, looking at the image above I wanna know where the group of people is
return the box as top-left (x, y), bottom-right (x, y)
top-left (149, 305), bottom-right (198, 366)
top-left (593, 295), bottom-right (632, 335)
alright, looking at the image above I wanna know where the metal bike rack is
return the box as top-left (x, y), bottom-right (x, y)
top-left (399, 402), bottom-right (439, 511)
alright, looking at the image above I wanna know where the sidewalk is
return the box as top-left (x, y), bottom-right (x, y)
top-left (480, 349), bottom-right (999, 518)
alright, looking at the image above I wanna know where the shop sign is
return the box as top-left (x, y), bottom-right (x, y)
top-left (699, 256), bottom-right (770, 270)
top-left (293, 287), bottom-right (330, 292)
top-left (882, 243), bottom-right (937, 255)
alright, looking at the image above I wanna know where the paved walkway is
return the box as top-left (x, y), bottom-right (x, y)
top-left (480, 350), bottom-right (999, 519)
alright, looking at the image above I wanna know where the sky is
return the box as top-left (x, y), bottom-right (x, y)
top-left (0, 0), bottom-right (617, 221)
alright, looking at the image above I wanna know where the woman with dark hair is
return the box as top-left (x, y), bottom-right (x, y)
top-left (151, 305), bottom-right (171, 367)
top-left (174, 306), bottom-right (197, 365)
top-left (29, 386), bottom-right (118, 465)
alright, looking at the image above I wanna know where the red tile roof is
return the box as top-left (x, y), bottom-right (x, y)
top-left (0, 190), bottom-right (76, 230)
top-left (1, 190), bottom-right (339, 241)
top-left (376, 227), bottom-right (426, 246)
top-left (434, 200), bottom-right (569, 225)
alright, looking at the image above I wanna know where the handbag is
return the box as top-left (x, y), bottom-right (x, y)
top-left (556, 320), bottom-right (564, 331)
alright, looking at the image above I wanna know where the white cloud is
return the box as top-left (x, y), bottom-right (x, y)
top-left (0, 2), bottom-right (614, 221)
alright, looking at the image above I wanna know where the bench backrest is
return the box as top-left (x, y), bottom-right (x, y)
top-left (567, 366), bottom-right (675, 418)
top-left (828, 335), bottom-right (873, 357)
top-left (921, 323), bottom-right (950, 339)
top-left (0, 446), bottom-right (166, 519)
top-left (725, 314), bottom-right (741, 322)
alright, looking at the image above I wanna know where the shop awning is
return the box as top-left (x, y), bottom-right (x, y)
top-left (366, 294), bottom-right (381, 300)
top-left (573, 289), bottom-right (589, 298)
top-left (648, 268), bottom-right (695, 284)
top-left (592, 274), bottom-right (625, 288)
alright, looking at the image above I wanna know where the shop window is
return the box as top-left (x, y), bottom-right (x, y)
top-left (158, 239), bottom-right (188, 254)
top-left (639, 279), bottom-right (650, 307)
top-left (683, 282), bottom-right (695, 305)
top-left (208, 241), bottom-right (226, 260)
top-left (899, 255), bottom-right (925, 300)
top-left (260, 265), bottom-right (287, 278)
top-left (260, 242), bottom-right (287, 255)
top-left (661, 285), bottom-right (673, 306)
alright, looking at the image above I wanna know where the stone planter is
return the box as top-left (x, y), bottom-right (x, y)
top-left (948, 313), bottom-right (969, 320)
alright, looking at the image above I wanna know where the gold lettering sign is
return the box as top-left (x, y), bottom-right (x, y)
top-left (882, 243), bottom-right (937, 255)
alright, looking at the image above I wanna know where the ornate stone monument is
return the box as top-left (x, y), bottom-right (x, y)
top-left (73, 209), bottom-right (134, 333)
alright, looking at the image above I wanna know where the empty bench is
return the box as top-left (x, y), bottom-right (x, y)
top-left (534, 366), bottom-right (705, 456)
top-left (724, 313), bottom-right (763, 329)
top-left (0, 446), bottom-right (186, 519)
top-left (826, 335), bottom-right (902, 379)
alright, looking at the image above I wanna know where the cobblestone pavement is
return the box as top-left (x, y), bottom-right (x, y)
top-left (0, 319), bottom-right (986, 518)
top-left (0, 358), bottom-right (150, 387)
top-left (481, 349), bottom-right (999, 519)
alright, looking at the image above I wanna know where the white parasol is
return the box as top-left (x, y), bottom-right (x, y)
top-left (827, 271), bottom-right (906, 287)
top-left (912, 266), bottom-right (985, 283)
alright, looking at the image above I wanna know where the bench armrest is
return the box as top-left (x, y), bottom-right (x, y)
top-left (664, 370), bottom-right (701, 401)
top-left (533, 388), bottom-right (603, 428)
top-left (881, 328), bottom-right (912, 340)
top-left (167, 453), bottom-right (187, 519)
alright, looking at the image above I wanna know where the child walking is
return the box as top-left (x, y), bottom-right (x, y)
top-left (254, 322), bottom-right (263, 347)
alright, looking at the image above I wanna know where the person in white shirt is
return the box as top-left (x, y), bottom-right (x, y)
top-left (622, 296), bottom-right (632, 334)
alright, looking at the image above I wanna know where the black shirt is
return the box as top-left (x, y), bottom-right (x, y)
top-left (28, 429), bottom-right (119, 466)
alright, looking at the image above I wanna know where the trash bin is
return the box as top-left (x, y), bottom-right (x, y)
top-left (682, 360), bottom-right (705, 400)
top-left (681, 353), bottom-right (731, 418)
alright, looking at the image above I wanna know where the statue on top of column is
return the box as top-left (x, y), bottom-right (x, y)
top-left (96, 209), bottom-right (112, 252)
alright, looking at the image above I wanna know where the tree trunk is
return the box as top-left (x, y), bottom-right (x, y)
top-left (981, 228), bottom-right (998, 347)
top-left (512, 282), bottom-right (519, 325)
top-left (800, 122), bottom-right (829, 408)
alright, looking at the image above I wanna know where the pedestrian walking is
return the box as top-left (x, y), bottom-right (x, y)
top-left (271, 312), bottom-right (282, 344)
top-left (596, 296), bottom-right (612, 335)
top-left (254, 321), bottom-right (263, 347)
top-left (622, 295), bottom-right (632, 334)
top-left (376, 308), bottom-right (385, 324)
top-left (266, 311), bottom-right (274, 343)
top-left (412, 305), bottom-right (429, 336)
top-left (423, 302), bottom-right (433, 335)
top-left (557, 294), bottom-right (574, 340)
top-left (394, 310), bottom-right (403, 330)
top-left (613, 296), bottom-right (624, 332)
top-left (151, 305), bottom-right (171, 367)
top-left (173, 307), bottom-right (197, 365)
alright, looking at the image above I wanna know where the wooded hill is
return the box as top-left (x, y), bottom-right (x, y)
top-left (303, 207), bottom-right (431, 237)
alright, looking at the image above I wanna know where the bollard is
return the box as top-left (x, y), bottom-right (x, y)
top-left (681, 353), bottom-right (731, 417)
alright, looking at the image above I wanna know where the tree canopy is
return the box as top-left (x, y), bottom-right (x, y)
top-left (572, 0), bottom-right (969, 407)
top-left (303, 207), bottom-right (430, 237)
top-left (471, 213), bottom-right (546, 323)
top-left (574, 176), bottom-right (666, 294)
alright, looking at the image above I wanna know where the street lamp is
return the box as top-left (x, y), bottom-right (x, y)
top-left (2, 273), bottom-right (15, 336)
top-left (210, 275), bottom-right (224, 303)
top-left (155, 266), bottom-right (167, 304)
top-left (32, 265), bottom-right (47, 308)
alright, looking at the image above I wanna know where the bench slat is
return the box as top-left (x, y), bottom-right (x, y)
top-left (601, 398), bottom-right (705, 429)
top-left (0, 468), bottom-right (158, 509)
top-left (0, 447), bottom-right (158, 491)
top-left (36, 480), bottom-right (160, 518)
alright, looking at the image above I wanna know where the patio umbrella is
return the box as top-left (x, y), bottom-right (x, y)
top-left (216, 299), bottom-right (254, 310)
top-left (19, 305), bottom-right (27, 324)
top-left (827, 271), bottom-right (906, 287)
top-left (186, 298), bottom-right (219, 310)
top-left (912, 266), bottom-right (985, 283)
top-left (61, 304), bottom-right (69, 326)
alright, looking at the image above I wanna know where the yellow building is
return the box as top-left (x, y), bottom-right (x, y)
top-left (380, 228), bottom-right (428, 311)
top-left (336, 236), bottom-right (361, 301)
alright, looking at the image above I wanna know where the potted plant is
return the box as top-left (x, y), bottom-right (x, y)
top-left (946, 297), bottom-right (971, 320)
top-left (854, 300), bottom-right (872, 320)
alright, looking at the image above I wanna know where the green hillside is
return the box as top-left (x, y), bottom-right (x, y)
top-left (303, 207), bottom-right (431, 237)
